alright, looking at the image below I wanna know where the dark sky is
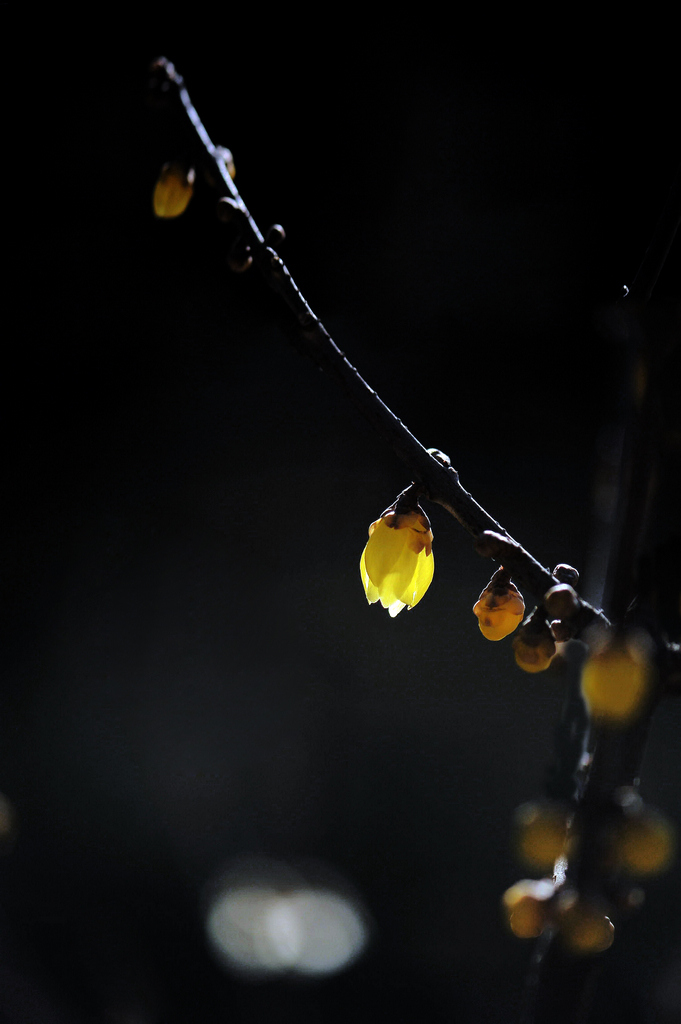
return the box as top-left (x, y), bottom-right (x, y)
top-left (4, 32), bottom-right (680, 1023)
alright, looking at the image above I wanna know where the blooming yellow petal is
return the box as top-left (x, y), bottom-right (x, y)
top-left (375, 543), bottom-right (421, 610)
top-left (364, 519), bottom-right (412, 583)
top-left (360, 546), bottom-right (380, 605)
top-left (360, 509), bottom-right (434, 615)
top-left (401, 548), bottom-right (434, 610)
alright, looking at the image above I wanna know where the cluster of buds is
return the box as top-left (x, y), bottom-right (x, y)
top-left (502, 878), bottom-right (615, 954)
top-left (506, 564), bottom-right (582, 674)
top-left (502, 788), bottom-right (675, 954)
top-left (471, 564), bottom-right (588, 672)
top-left (358, 492), bottom-right (673, 952)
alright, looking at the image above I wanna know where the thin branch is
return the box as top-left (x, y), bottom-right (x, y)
top-left (147, 57), bottom-right (600, 620)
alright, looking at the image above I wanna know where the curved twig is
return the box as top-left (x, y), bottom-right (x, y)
top-left (147, 56), bottom-right (604, 624)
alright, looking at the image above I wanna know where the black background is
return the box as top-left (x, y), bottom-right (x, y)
top-left (3, 26), bottom-right (681, 1024)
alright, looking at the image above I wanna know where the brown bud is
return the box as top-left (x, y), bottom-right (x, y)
top-left (553, 564), bottom-right (580, 585)
top-left (544, 584), bottom-right (579, 621)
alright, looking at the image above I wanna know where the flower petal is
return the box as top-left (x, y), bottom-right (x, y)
top-left (376, 541), bottom-right (421, 608)
top-left (360, 545), bottom-right (380, 604)
top-left (364, 519), bottom-right (415, 585)
top-left (402, 549), bottom-right (434, 609)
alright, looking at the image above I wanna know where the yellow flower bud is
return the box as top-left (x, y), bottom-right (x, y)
top-left (360, 509), bottom-right (434, 617)
top-left (580, 633), bottom-right (653, 725)
top-left (153, 161), bottom-right (195, 218)
top-left (513, 801), bottom-right (571, 870)
top-left (555, 893), bottom-right (614, 955)
top-left (512, 632), bottom-right (556, 673)
top-left (473, 577), bottom-right (525, 641)
top-left (613, 810), bottom-right (675, 876)
top-left (502, 878), bottom-right (554, 939)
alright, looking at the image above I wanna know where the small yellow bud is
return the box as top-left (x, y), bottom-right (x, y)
top-left (513, 801), bottom-right (571, 870)
top-left (581, 632), bottom-right (653, 725)
top-left (473, 577), bottom-right (525, 641)
top-left (614, 810), bottom-right (675, 876)
top-left (511, 609), bottom-right (557, 673)
top-left (153, 161), bottom-right (195, 218)
top-left (555, 893), bottom-right (614, 955)
top-left (512, 631), bottom-right (556, 674)
top-left (502, 878), bottom-right (554, 939)
top-left (360, 508), bottom-right (434, 617)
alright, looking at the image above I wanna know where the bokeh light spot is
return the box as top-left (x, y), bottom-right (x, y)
top-left (204, 859), bottom-right (369, 979)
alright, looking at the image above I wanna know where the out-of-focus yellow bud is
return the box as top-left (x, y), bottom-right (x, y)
top-left (153, 161), bottom-right (195, 218)
top-left (473, 574), bottom-right (525, 641)
top-left (580, 632), bottom-right (653, 725)
top-left (513, 801), bottom-right (571, 870)
top-left (360, 509), bottom-right (434, 617)
top-left (512, 614), bottom-right (556, 673)
top-left (502, 878), bottom-right (554, 939)
top-left (555, 892), bottom-right (614, 955)
top-left (613, 810), bottom-right (675, 876)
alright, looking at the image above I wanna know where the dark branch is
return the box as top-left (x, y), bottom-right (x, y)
top-left (147, 57), bottom-right (599, 619)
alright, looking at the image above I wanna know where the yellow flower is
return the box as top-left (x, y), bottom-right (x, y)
top-left (153, 161), bottom-right (195, 218)
top-left (360, 510), bottom-right (434, 617)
